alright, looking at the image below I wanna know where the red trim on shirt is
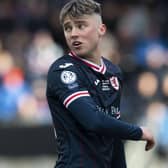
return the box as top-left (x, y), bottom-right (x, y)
top-left (63, 91), bottom-right (90, 108)
top-left (69, 51), bottom-right (106, 74)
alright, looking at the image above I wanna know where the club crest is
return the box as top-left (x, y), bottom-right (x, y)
top-left (110, 76), bottom-right (119, 90)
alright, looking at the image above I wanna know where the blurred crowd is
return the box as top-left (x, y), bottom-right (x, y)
top-left (0, 0), bottom-right (168, 161)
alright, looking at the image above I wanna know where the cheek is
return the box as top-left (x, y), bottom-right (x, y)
top-left (85, 29), bottom-right (99, 41)
top-left (64, 34), bottom-right (71, 44)
top-left (64, 33), bottom-right (68, 40)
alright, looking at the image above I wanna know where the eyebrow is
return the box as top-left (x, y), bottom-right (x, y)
top-left (63, 22), bottom-right (70, 28)
top-left (63, 20), bottom-right (87, 27)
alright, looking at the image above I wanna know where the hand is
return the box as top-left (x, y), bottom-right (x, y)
top-left (140, 126), bottom-right (155, 151)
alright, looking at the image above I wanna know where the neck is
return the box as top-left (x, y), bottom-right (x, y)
top-left (85, 55), bottom-right (101, 65)
top-left (71, 50), bottom-right (102, 65)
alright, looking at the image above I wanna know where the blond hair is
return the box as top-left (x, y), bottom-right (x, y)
top-left (59, 0), bottom-right (102, 25)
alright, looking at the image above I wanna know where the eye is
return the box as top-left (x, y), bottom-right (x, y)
top-left (78, 24), bottom-right (86, 29)
top-left (64, 26), bottom-right (72, 32)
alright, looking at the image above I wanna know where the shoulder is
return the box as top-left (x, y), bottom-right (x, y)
top-left (103, 57), bottom-right (122, 74)
top-left (47, 54), bottom-right (82, 84)
top-left (49, 55), bottom-right (71, 71)
top-left (48, 54), bottom-right (79, 74)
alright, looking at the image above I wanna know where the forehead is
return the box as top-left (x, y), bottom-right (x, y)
top-left (63, 14), bottom-right (98, 25)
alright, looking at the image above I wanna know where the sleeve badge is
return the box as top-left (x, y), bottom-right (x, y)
top-left (61, 71), bottom-right (77, 84)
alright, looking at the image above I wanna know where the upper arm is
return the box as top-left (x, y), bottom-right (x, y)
top-left (47, 61), bottom-right (90, 107)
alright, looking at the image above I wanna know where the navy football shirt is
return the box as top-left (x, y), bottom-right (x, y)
top-left (46, 52), bottom-right (142, 168)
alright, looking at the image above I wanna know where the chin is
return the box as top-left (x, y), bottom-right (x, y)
top-left (73, 50), bottom-right (87, 57)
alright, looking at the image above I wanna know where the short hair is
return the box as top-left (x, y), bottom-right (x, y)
top-left (59, 0), bottom-right (102, 25)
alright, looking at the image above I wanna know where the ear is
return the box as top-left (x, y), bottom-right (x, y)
top-left (98, 24), bottom-right (106, 36)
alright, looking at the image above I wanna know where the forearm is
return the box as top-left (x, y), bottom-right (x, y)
top-left (68, 97), bottom-right (142, 140)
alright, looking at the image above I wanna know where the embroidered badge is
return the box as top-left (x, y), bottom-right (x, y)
top-left (61, 71), bottom-right (77, 84)
top-left (110, 76), bottom-right (119, 90)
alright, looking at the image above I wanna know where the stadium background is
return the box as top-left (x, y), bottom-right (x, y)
top-left (0, 0), bottom-right (168, 167)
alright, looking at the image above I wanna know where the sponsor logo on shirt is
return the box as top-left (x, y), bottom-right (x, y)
top-left (96, 105), bottom-right (120, 119)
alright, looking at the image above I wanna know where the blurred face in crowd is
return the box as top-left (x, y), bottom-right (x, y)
top-left (63, 14), bottom-right (106, 58)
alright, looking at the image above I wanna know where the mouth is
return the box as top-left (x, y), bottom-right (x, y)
top-left (72, 41), bottom-right (82, 48)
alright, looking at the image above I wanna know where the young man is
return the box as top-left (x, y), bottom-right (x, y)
top-left (46, 0), bottom-right (155, 167)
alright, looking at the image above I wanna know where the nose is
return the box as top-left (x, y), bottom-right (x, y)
top-left (71, 27), bottom-right (79, 38)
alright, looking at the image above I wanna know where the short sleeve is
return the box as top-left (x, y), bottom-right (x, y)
top-left (47, 61), bottom-right (90, 108)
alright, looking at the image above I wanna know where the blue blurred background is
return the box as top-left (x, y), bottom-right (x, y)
top-left (0, 0), bottom-right (168, 167)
